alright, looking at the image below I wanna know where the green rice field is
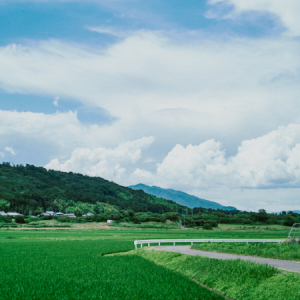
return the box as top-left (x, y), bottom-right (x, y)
top-left (0, 226), bottom-right (297, 300)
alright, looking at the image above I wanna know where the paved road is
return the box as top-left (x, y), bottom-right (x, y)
top-left (152, 246), bottom-right (300, 273)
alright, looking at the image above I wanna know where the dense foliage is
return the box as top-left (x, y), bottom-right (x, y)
top-left (0, 163), bottom-right (186, 215)
top-left (0, 162), bottom-right (299, 228)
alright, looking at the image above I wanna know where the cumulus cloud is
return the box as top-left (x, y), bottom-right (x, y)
top-left (136, 123), bottom-right (300, 191)
top-left (45, 136), bottom-right (155, 181)
top-left (209, 0), bottom-right (300, 36)
top-left (0, 33), bottom-right (299, 159)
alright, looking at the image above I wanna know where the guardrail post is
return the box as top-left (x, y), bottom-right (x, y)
top-left (191, 242), bottom-right (193, 245)
top-left (141, 243), bottom-right (143, 248)
top-left (173, 242), bottom-right (175, 246)
top-left (148, 243), bottom-right (150, 247)
top-left (159, 242), bottom-right (160, 246)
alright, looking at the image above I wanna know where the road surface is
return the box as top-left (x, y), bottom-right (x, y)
top-left (152, 246), bottom-right (300, 273)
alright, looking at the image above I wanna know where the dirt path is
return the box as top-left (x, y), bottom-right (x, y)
top-left (152, 246), bottom-right (300, 273)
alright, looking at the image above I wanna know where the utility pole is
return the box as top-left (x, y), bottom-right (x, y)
top-left (280, 220), bottom-right (284, 230)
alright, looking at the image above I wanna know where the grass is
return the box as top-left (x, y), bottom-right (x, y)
top-left (0, 239), bottom-right (223, 300)
top-left (0, 226), bottom-right (295, 299)
top-left (133, 248), bottom-right (300, 300)
top-left (191, 241), bottom-right (300, 261)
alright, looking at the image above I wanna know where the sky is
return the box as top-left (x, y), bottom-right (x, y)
top-left (1, 0), bottom-right (300, 212)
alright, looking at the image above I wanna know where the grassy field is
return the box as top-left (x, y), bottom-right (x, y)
top-left (0, 226), bottom-right (295, 300)
top-left (0, 238), bottom-right (223, 300)
top-left (132, 248), bottom-right (300, 300)
top-left (191, 241), bottom-right (300, 261)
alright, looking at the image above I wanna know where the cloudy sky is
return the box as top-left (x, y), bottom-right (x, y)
top-left (1, 0), bottom-right (300, 212)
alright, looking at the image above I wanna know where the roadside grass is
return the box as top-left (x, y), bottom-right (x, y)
top-left (0, 225), bottom-right (290, 242)
top-left (132, 248), bottom-right (300, 300)
top-left (191, 241), bottom-right (300, 261)
top-left (0, 239), bottom-right (224, 300)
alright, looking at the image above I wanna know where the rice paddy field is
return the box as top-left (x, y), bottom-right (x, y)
top-left (0, 226), bottom-right (298, 300)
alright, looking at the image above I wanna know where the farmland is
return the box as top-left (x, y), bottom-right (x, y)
top-left (0, 226), bottom-right (299, 300)
top-left (0, 233), bottom-right (223, 300)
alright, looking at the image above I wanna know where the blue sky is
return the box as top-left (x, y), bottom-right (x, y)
top-left (0, 0), bottom-right (300, 211)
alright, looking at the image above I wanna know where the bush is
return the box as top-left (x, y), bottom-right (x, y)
top-left (57, 216), bottom-right (72, 223)
top-left (203, 223), bottom-right (212, 230)
top-left (15, 215), bottom-right (25, 224)
top-left (39, 215), bottom-right (53, 220)
top-left (0, 215), bottom-right (12, 223)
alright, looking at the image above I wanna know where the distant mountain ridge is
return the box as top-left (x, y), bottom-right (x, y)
top-left (129, 184), bottom-right (237, 211)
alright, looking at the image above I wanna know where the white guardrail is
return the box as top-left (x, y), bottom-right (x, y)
top-left (134, 239), bottom-right (286, 249)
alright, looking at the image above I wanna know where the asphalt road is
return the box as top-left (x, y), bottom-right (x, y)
top-left (152, 246), bottom-right (300, 273)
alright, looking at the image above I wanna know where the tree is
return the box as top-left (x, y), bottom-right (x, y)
top-left (0, 199), bottom-right (10, 212)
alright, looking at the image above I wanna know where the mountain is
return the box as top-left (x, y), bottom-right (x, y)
top-left (0, 163), bottom-right (187, 214)
top-left (129, 184), bottom-right (237, 211)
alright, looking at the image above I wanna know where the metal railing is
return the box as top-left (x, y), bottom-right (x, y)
top-left (134, 239), bottom-right (286, 249)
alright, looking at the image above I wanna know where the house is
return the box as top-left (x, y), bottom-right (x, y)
top-left (7, 212), bottom-right (22, 217)
top-left (0, 211), bottom-right (7, 216)
top-left (40, 213), bottom-right (51, 216)
top-left (54, 212), bottom-right (64, 216)
top-left (45, 211), bottom-right (55, 216)
top-left (64, 213), bottom-right (76, 218)
top-left (107, 220), bottom-right (113, 224)
top-left (82, 212), bottom-right (94, 217)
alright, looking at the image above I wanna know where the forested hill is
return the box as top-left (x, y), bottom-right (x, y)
top-left (129, 184), bottom-right (237, 211)
top-left (0, 163), bottom-right (187, 215)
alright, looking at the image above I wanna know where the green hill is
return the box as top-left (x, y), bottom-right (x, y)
top-left (0, 163), bottom-right (187, 215)
top-left (129, 184), bottom-right (237, 211)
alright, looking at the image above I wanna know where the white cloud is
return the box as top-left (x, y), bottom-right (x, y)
top-left (135, 123), bottom-right (300, 191)
top-left (45, 136), bottom-right (155, 181)
top-left (86, 26), bottom-right (129, 38)
top-left (209, 0), bottom-right (300, 36)
top-left (0, 30), bottom-right (300, 211)
top-left (0, 34), bottom-right (299, 159)
top-left (4, 147), bottom-right (16, 155)
top-left (53, 96), bottom-right (59, 107)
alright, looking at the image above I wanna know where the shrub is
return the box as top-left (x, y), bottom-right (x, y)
top-left (0, 215), bottom-right (12, 223)
top-left (57, 216), bottom-right (72, 223)
top-left (203, 223), bottom-right (212, 230)
top-left (15, 215), bottom-right (25, 224)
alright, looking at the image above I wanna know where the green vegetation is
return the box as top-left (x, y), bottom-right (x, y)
top-left (1, 163), bottom-right (299, 229)
top-left (133, 248), bottom-right (300, 300)
top-left (0, 235), bottom-right (223, 300)
top-left (191, 240), bottom-right (300, 261)
top-left (0, 163), bottom-right (187, 215)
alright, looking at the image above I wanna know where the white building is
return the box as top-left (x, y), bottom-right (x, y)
top-left (45, 211), bottom-right (55, 216)
top-left (54, 212), bottom-right (64, 216)
top-left (64, 213), bottom-right (76, 218)
top-left (0, 211), bottom-right (7, 216)
top-left (7, 212), bottom-right (22, 217)
top-left (83, 212), bottom-right (94, 217)
top-left (107, 220), bottom-right (113, 224)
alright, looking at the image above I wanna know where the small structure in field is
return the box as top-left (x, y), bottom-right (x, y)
top-left (107, 220), bottom-right (113, 224)
top-left (54, 212), bottom-right (64, 216)
top-left (82, 212), bottom-right (94, 217)
top-left (45, 211), bottom-right (55, 216)
top-left (7, 212), bottom-right (22, 217)
top-left (64, 213), bottom-right (76, 218)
